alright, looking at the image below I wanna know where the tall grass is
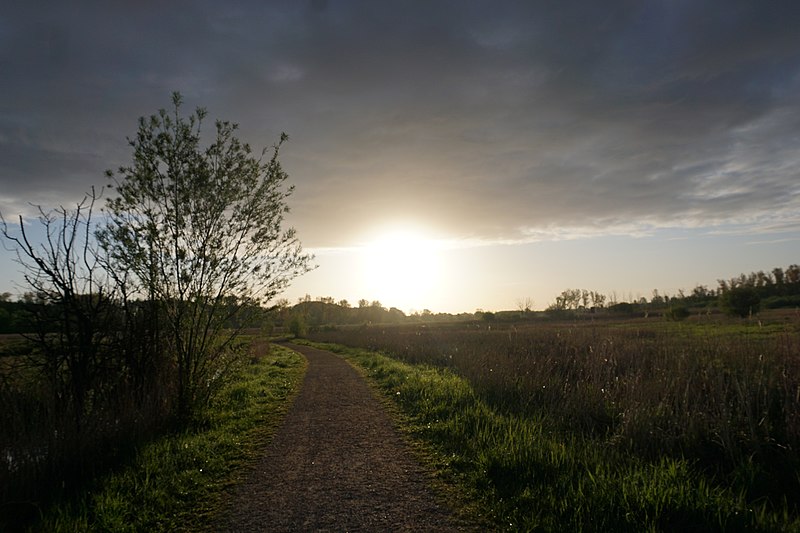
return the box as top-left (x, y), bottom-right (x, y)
top-left (0, 344), bottom-right (176, 529)
top-left (310, 317), bottom-right (800, 529)
top-left (2, 340), bottom-right (304, 532)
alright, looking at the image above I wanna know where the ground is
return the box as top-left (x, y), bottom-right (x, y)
top-left (217, 342), bottom-right (474, 532)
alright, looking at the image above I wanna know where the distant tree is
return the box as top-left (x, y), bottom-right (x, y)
top-left (553, 288), bottom-right (582, 311)
top-left (288, 313), bottom-right (307, 338)
top-left (590, 291), bottom-right (606, 308)
top-left (98, 93), bottom-right (312, 420)
top-left (338, 299), bottom-right (350, 308)
top-left (1, 191), bottom-right (117, 433)
top-left (651, 289), bottom-right (665, 306)
top-left (516, 297), bottom-right (533, 315)
top-left (691, 285), bottom-right (711, 300)
top-left (387, 307), bottom-right (405, 322)
top-left (772, 267), bottom-right (785, 287)
top-left (580, 290), bottom-right (591, 309)
top-left (720, 287), bottom-right (761, 318)
top-left (786, 264), bottom-right (800, 285)
top-left (755, 270), bottom-right (771, 288)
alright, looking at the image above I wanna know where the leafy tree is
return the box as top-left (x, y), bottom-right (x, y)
top-left (651, 289), bottom-right (665, 306)
top-left (590, 291), bottom-right (606, 308)
top-left (691, 285), bottom-right (712, 300)
top-left (720, 286), bottom-right (761, 318)
top-left (787, 264), bottom-right (800, 285)
top-left (772, 267), bottom-right (785, 287)
top-left (552, 288), bottom-right (582, 311)
top-left (98, 93), bottom-right (312, 420)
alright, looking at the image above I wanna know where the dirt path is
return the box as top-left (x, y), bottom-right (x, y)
top-left (217, 343), bottom-right (471, 532)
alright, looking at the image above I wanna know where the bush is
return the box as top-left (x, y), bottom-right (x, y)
top-left (720, 287), bottom-right (761, 318)
top-left (288, 314), bottom-right (308, 338)
top-left (763, 294), bottom-right (800, 309)
top-left (664, 305), bottom-right (690, 321)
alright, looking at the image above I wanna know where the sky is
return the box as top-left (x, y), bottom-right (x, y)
top-left (1, 0), bottom-right (799, 313)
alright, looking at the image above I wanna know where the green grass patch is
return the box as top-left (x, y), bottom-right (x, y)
top-left (30, 343), bottom-right (305, 532)
top-left (306, 340), bottom-right (798, 532)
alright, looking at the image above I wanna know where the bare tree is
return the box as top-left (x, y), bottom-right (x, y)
top-left (1, 190), bottom-right (116, 434)
top-left (516, 297), bottom-right (534, 315)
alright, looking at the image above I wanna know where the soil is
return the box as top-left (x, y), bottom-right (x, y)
top-left (217, 342), bottom-right (474, 532)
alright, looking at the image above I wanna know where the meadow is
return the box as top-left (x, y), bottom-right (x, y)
top-left (308, 311), bottom-right (800, 531)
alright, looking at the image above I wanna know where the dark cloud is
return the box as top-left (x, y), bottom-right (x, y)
top-left (1, 0), bottom-right (799, 246)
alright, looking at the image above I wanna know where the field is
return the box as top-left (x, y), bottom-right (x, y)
top-left (307, 311), bottom-right (800, 531)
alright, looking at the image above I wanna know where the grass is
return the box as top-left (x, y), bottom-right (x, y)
top-left (304, 317), bottom-right (800, 531)
top-left (27, 341), bottom-right (305, 532)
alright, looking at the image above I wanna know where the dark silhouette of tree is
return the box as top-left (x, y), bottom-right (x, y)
top-left (98, 93), bottom-right (312, 420)
top-left (720, 287), bottom-right (761, 318)
top-left (1, 192), bottom-right (121, 435)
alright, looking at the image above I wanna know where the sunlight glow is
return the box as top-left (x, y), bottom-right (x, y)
top-left (358, 225), bottom-right (444, 312)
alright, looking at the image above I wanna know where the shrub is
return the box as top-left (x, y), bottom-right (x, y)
top-left (664, 304), bottom-right (690, 321)
top-left (288, 313), bottom-right (308, 338)
top-left (720, 287), bottom-right (761, 318)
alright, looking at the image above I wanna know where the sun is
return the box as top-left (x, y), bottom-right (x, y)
top-left (358, 225), bottom-right (443, 311)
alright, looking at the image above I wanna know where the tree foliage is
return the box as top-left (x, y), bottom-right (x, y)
top-left (98, 92), bottom-right (312, 419)
top-left (720, 286), bottom-right (761, 318)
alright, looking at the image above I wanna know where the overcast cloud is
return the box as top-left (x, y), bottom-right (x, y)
top-left (2, 0), bottom-right (800, 248)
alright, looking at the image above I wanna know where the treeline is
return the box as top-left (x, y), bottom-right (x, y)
top-left (265, 263), bottom-right (800, 334)
top-left (0, 293), bottom-right (39, 333)
top-left (547, 263), bottom-right (800, 320)
top-left (270, 296), bottom-right (475, 333)
top-left (716, 264), bottom-right (800, 308)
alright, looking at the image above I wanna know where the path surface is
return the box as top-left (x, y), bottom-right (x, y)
top-left (218, 343), bottom-right (470, 532)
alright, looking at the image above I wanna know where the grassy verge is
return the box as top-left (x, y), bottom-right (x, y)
top-left (304, 340), bottom-right (797, 532)
top-left (30, 342), bottom-right (305, 532)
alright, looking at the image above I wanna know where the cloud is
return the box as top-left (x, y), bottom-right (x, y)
top-left (1, 0), bottom-right (799, 247)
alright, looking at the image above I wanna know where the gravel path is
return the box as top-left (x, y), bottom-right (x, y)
top-left (217, 342), bottom-right (471, 532)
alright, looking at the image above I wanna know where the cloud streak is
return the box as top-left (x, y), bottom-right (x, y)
top-left (1, 0), bottom-right (799, 250)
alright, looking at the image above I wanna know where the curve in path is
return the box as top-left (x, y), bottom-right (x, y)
top-left (218, 342), bottom-right (470, 532)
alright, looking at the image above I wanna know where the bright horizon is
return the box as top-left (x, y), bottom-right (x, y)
top-left (278, 223), bottom-right (799, 314)
top-left (1, 2), bottom-right (799, 313)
